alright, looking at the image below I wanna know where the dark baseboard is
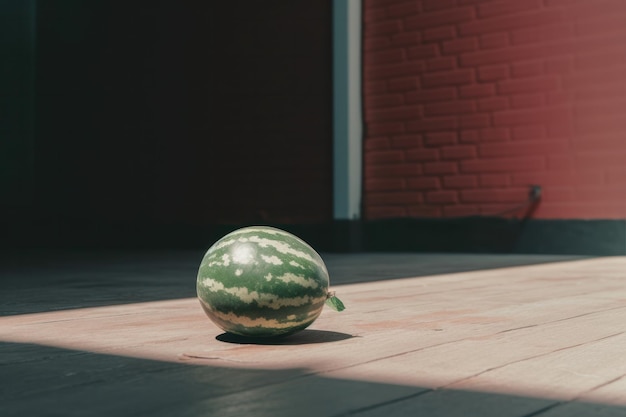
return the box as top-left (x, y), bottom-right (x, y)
top-left (2, 217), bottom-right (624, 256)
top-left (363, 217), bottom-right (626, 256)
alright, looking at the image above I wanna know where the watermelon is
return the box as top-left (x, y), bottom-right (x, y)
top-left (196, 226), bottom-right (344, 338)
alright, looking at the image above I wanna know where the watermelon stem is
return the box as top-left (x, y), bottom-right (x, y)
top-left (325, 291), bottom-right (346, 312)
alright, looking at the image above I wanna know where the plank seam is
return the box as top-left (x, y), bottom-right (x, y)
top-left (330, 389), bottom-right (433, 417)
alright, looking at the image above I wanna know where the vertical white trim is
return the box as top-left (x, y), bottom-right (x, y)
top-left (333, 0), bottom-right (362, 220)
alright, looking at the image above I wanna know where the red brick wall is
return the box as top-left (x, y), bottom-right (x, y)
top-left (363, 0), bottom-right (626, 220)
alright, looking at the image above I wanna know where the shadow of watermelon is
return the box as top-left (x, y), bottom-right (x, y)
top-left (215, 329), bottom-right (355, 345)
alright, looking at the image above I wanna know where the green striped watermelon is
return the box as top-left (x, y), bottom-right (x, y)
top-left (196, 226), bottom-right (344, 338)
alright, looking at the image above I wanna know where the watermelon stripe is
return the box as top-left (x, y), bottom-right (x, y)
top-left (198, 277), bottom-right (326, 309)
top-left (199, 304), bottom-right (322, 338)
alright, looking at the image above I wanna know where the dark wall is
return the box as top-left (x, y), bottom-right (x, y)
top-left (0, 1), bottom-right (36, 220)
top-left (3, 1), bottom-right (332, 249)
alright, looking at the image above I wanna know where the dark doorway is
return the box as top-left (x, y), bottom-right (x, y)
top-left (3, 1), bottom-right (333, 249)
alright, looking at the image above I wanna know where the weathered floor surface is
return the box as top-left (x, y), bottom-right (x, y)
top-left (1, 252), bottom-right (625, 416)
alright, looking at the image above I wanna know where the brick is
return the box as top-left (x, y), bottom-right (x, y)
top-left (366, 206), bottom-right (406, 219)
top-left (606, 167), bottom-right (626, 185)
top-left (480, 32), bottom-right (510, 49)
top-left (573, 49), bottom-right (626, 72)
top-left (511, 171), bottom-right (604, 187)
top-left (573, 83), bottom-right (626, 102)
top-left (426, 190), bottom-right (459, 204)
top-left (459, 84), bottom-right (496, 99)
top-left (365, 80), bottom-right (387, 94)
top-left (443, 205), bottom-right (481, 217)
top-left (546, 91), bottom-right (571, 106)
top-left (510, 93), bottom-right (545, 109)
top-left (477, 65), bottom-right (509, 82)
top-left (366, 60), bottom-right (426, 80)
top-left (388, 76), bottom-right (419, 92)
top-left (442, 37), bottom-right (479, 55)
top-left (405, 87), bottom-right (457, 104)
top-left (574, 11), bottom-right (626, 36)
top-left (405, 148), bottom-right (439, 162)
top-left (365, 149), bottom-right (405, 165)
top-left (365, 178), bottom-right (406, 191)
top-left (367, 191), bottom-right (424, 205)
top-left (365, 137), bottom-right (391, 150)
top-left (460, 188), bottom-right (531, 203)
top-left (363, 5), bottom-right (387, 23)
top-left (366, 48), bottom-right (406, 66)
top-left (406, 177), bottom-right (441, 190)
top-left (405, 7), bottom-right (475, 30)
top-left (390, 31), bottom-right (422, 48)
top-left (480, 174), bottom-right (510, 187)
top-left (460, 130), bottom-right (480, 143)
top-left (425, 131), bottom-right (458, 146)
top-left (424, 100), bottom-right (476, 117)
top-left (461, 156), bottom-right (545, 173)
top-left (544, 57), bottom-right (572, 75)
top-left (561, 67), bottom-right (626, 91)
top-left (497, 77), bottom-right (558, 95)
top-left (391, 134), bottom-right (422, 149)
top-left (511, 125), bottom-right (546, 140)
top-left (443, 174), bottom-right (478, 188)
top-left (547, 122), bottom-right (573, 138)
top-left (422, 0), bottom-right (457, 11)
top-left (367, 19), bottom-right (403, 36)
top-left (367, 121), bottom-right (405, 136)
top-left (480, 128), bottom-right (509, 141)
top-left (511, 61), bottom-right (545, 78)
top-left (564, 0), bottom-right (626, 24)
top-left (459, 113), bottom-right (491, 129)
top-left (460, 44), bottom-right (541, 68)
top-left (547, 155), bottom-right (572, 171)
top-left (541, 187), bottom-right (575, 202)
top-left (422, 69), bottom-right (474, 88)
top-left (367, 163), bottom-right (423, 178)
top-left (570, 132), bottom-right (626, 151)
top-left (364, 37), bottom-right (391, 52)
top-left (424, 161), bottom-right (459, 175)
top-left (478, 0), bottom-right (542, 18)
top-left (510, 23), bottom-right (573, 45)
top-left (387, 1), bottom-right (420, 18)
top-left (406, 117), bottom-right (458, 132)
top-left (407, 44), bottom-right (439, 60)
top-left (441, 145), bottom-right (477, 160)
top-left (543, 0), bottom-right (580, 6)
top-left (367, 93), bottom-right (404, 108)
top-left (493, 107), bottom-right (570, 127)
top-left (426, 57), bottom-right (456, 72)
top-left (423, 26), bottom-right (456, 42)
top-left (479, 139), bottom-right (569, 158)
top-left (459, 9), bottom-right (566, 36)
top-left (477, 97), bottom-right (509, 113)
top-left (576, 113), bottom-right (626, 135)
top-left (367, 105), bottom-right (420, 122)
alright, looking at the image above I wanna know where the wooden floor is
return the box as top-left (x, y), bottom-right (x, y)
top-left (1, 252), bottom-right (626, 416)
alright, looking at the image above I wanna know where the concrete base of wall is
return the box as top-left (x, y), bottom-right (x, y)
top-left (361, 218), bottom-right (626, 256)
top-left (4, 218), bottom-right (624, 256)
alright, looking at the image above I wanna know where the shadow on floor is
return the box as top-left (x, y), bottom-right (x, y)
top-left (0, 341), bottom-right (622, 417)
top-left (0, 250), bottom-right (591, 315)
top-left (214, 329), bottom-right (356, 345)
